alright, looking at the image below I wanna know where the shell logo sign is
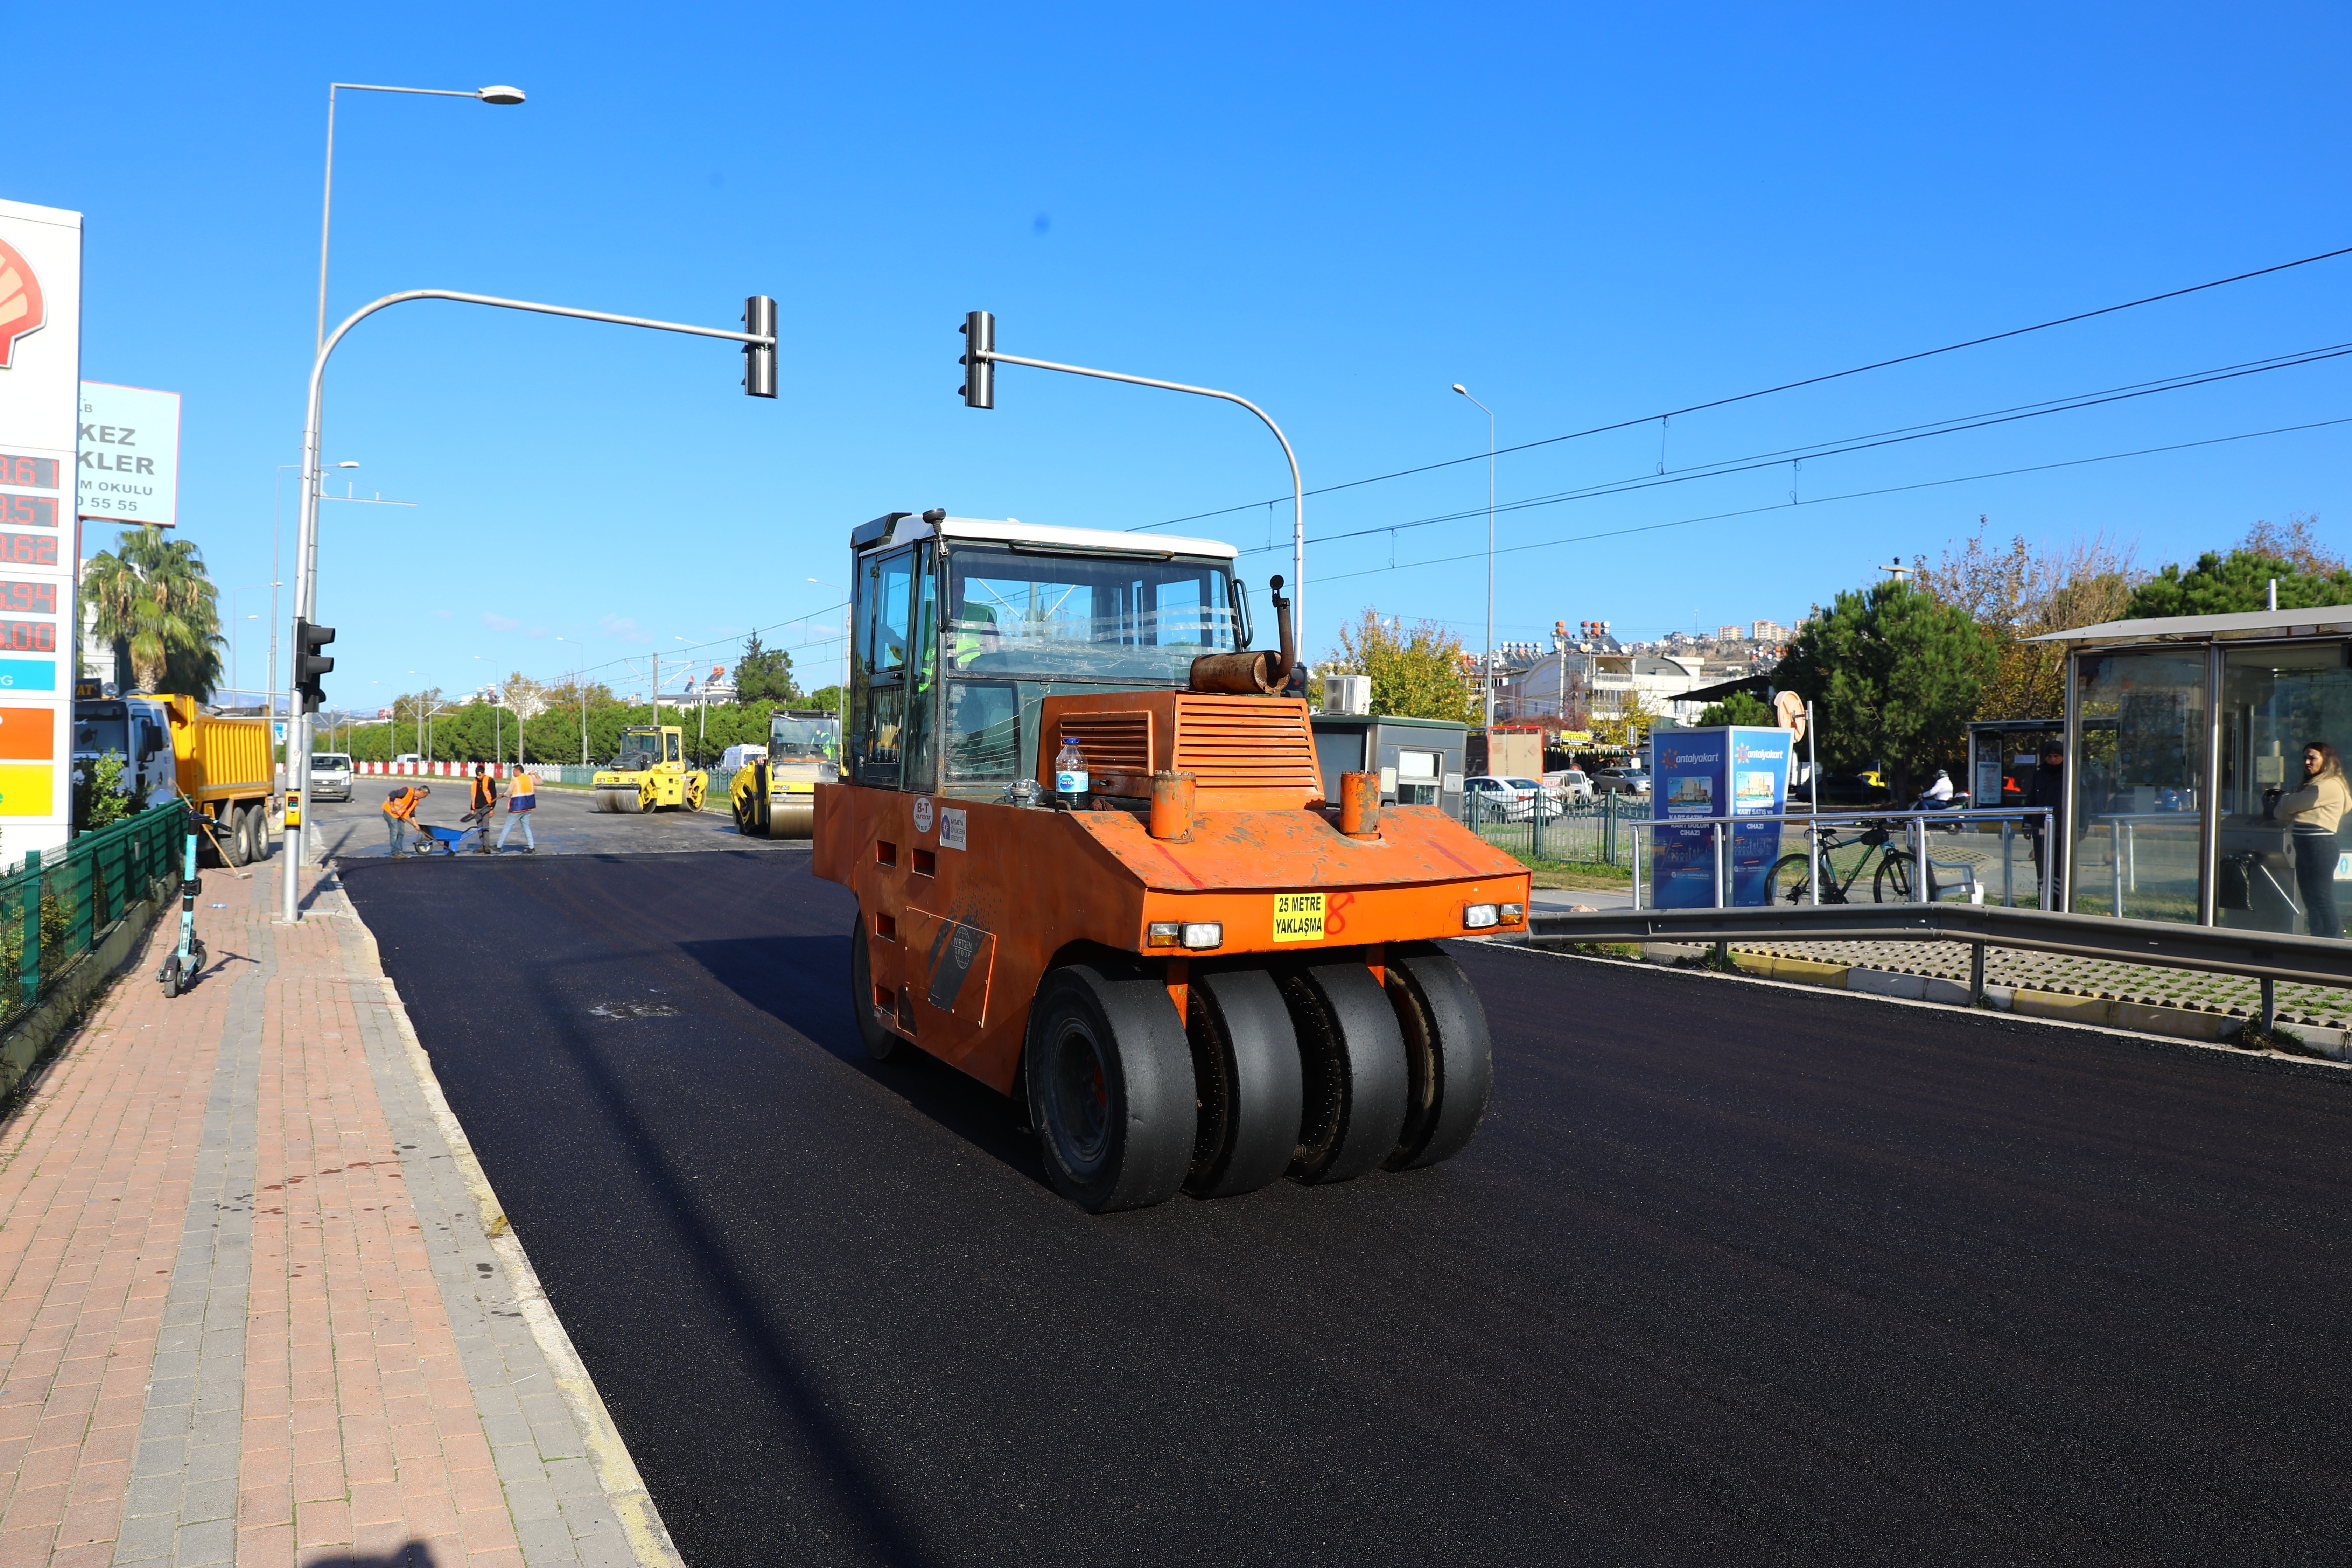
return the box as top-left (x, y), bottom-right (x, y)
top-left (0, 236), bottom-right (44, 369)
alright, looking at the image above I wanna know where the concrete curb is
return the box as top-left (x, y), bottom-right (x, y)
top-left (0, 870), bottom-right (176, 1104)
top-left (332, 885), bottom-right (690, 1568)
top-left (1493, 933), bottom-right (2350, 1068)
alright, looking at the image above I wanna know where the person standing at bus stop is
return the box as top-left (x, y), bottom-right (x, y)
top-left (498, 764), bottom-right (538, 853)
top-left (469, 764), bottom-right (499, 853)
top-left (383, 783), bottom-right (429, 856)
top-left (2269, 741), bottom-right (2348, 940)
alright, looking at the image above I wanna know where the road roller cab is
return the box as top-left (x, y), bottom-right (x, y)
top-left (590, 724), bottom-right (708, 813)
top-left (812, 509), bottom-right (1528, 1212)
top-left (731, 709), bottom-right (841, 838)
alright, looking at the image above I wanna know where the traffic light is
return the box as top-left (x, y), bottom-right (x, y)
top-left (294, 619), bottom-right (335, 715)
top-left (742, 295), bottom-right (777, 398)
top-left (959, 310), bottom-right (995, 408)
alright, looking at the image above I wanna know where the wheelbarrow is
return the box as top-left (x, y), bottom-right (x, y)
top-left (410, 818), bottom-right (488, 856)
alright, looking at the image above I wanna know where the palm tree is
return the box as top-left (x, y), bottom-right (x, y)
top-left (80, 526), bottom-right (223, 698)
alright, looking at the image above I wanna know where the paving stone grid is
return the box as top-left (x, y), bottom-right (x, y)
top-left (1, 860), bottom-right (649, 1568)
top-left (1730, 937), bottom-right (2352, 1029)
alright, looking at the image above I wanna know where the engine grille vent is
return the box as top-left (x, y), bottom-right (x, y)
top-left (1173, 697), bottom-right (1322, 803)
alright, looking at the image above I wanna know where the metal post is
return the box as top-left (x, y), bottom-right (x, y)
top-left (1970, 940), bottom-right (1986, 1007)
top-left (2259, 975), bottom-right (2276, 1040)
top-left (1911, 813), bottom-right (1927, 903)
top-left (1807, 818), bottom-right (1820, 905)
top-left (2110, 818), bottom-right (2125, 917)
top-left (1712, 816), bottom-right (1726, 909)
top-left (19, 849), bottom-right (41, 1010)
top-left (973, 342), bottom-right (1306, 678)
top-left (279, 287), bottom-right (776, 921)
top-left (2001, 821), bottom-right (2015, 908)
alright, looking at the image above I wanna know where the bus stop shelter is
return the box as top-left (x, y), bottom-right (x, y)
top-left (2031, 605), bottom-right (2352, 935)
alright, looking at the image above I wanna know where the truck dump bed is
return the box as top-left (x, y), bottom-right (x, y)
top-left (162, 695), bottom-right (273, 802)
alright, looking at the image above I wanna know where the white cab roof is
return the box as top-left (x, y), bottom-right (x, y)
top-left (870, 513), bottom-right (1236, 560)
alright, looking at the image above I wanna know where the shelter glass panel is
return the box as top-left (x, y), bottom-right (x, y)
top-left (2071, 650), bottom-right (2205, 923)
top-left (2217, 641), bottom-right (2352, 940)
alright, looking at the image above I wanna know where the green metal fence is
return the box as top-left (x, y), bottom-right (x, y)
top-left (1465, 794), bottom-right (1640, 870)
top-left (1, 800), bottom-right (190, 1029)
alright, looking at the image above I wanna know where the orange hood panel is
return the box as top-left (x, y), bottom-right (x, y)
top-left (1066, 803), bottom-right (1525, 892)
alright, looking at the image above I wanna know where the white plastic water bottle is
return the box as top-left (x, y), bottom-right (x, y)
top-left (1054, 733), bottom-right (1089, 808)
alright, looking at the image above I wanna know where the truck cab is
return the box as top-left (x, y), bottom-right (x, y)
top-left (72, 693), bottom-right (178, 811)
top-left (814, 509), bottom-right (1525, 1212)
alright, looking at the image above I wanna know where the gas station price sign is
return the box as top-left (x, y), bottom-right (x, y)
top-left (0, 454), bottom-right (58, 489)
top-left (0, 622), bottom-right (55, 653)
top-left (0, 581), bottom-right (55, 615)
top-left (0, 495), bottom-right (56, 529)
top-left (0, 534), bottom-right (59, 566)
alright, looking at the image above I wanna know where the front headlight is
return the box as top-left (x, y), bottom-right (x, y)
top-left (1462, 904), bottom-right (1500, 930)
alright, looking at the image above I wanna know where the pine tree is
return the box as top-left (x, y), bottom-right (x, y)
top-left (1774, 579), bottom-right (1995, 801)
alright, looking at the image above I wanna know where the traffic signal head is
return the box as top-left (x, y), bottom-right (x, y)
top-left (742, 295), bottom-right (777, 398)
top-left (294, 619), bottom-right (336, 715)
top-left (960, 310), bottom-right (995, 408)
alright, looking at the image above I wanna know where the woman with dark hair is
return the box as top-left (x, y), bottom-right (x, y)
top-left (2271, 740), bottom-right (2350, 939)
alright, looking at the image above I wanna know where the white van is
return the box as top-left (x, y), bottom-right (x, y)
top-left (309, 754), bottom-right (355, 802)
top-left (721, 743), bottom-right (768, 772)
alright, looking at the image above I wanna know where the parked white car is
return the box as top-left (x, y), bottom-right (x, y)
top-left (393, 753), bottom-right (421, 766)
top-left (1463, 775), bottom-right (1560, 821)
top-left (721, 743), bottom-right (769, 772)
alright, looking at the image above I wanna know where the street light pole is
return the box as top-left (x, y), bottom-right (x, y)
top-left (278, 288), bottom-right (778, 920)
top-left (1453, 385), bottom-right (1496, 729)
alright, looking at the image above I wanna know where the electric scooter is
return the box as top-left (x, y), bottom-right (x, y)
top-left (158, 825), bottom-right (206, 997)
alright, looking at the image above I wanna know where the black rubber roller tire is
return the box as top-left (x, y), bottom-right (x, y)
top-left (1381, 941), bottom-right (1494, 1171)
top-left (1277, 959), bottom-right (1409, 1185)
top-left (1182, 966), bottom-right (1304, 1199)
top-left (847, 910), bottom-right (904, 1062)
top-left (1027, 963), bottom-right (1197, 1213)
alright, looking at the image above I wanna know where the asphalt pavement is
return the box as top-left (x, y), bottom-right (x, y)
top-left (305, 780), bottom-right (789, 861)
top-left (342, 848), bottom-right (2352, 1567)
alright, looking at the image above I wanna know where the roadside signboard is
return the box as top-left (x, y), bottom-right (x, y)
top-left (77, 381), bottom-right (178, 528)
top-left (0, 198), bottom-right (81, 852)
top-left (1649, 726), bottom-right (1792, 908)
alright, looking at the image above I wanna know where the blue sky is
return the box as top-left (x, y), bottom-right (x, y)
top-left (13, 2), bottom-right (2350, 710)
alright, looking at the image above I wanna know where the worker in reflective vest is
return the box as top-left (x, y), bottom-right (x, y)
top-left (497, 766), bottom-right (539, 854)
top-left (383, 784), bottom-right (429, 856)
top-left (468, 765), bottom-right (500, 854)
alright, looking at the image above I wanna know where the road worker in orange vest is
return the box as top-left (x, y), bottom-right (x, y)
top-left (383, 783), bottom-right (430, 857)
top-left (468, 764), bottom-right (500, 854)
top-left (497, 765), bottom-right (538, 853)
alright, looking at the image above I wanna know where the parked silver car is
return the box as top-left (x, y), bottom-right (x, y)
top-left (1593, 768), bottom-right (1651, 797)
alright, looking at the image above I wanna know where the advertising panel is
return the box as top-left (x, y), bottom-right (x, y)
top-left (77, 382), bottom-right (178, 528)
top-left (1648, 726), bottom-right (1792, 908)
top-left (0, 198), bottom-right (81, 853)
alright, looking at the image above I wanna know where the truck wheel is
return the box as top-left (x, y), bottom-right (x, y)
top-left (1027, 963), bottom-right (1196, 1213)
top-left (1277, 960), bottom-right (1409, 1185)
top-left (1183, 966), bottom-right (1304, 1199)
top-left (223, 810), bottom-right (252, 867)
top-left (847, 911), bottom-right (903, 1062)
top-left (1381, 943), bottom-right (1494, 1171)
top-left (245, 807), bottom-right (273, 864)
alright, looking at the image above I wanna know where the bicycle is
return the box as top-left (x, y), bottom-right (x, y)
top-left (1765, 817), bottom-right (1939, 904)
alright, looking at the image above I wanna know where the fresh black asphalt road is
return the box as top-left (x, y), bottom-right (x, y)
top-left (342, 848), bottom-right (2352, 1566)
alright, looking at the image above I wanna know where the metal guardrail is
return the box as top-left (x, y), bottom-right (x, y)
top-left (1624, 807), bottom-right (2057, 909)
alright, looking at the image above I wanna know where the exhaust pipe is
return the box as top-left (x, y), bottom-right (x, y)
top-left (1188, 575), bottom-right (1300, 695)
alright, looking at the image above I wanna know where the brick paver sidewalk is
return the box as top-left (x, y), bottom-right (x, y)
top-left (0, 861), bottom-right (676, 1568)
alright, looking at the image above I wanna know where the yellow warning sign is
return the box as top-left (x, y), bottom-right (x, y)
top-left (1272, 891), bottom-right (1325, 943)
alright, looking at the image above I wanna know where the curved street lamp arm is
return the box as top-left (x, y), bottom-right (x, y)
top-left (281, 287), bottom-right (776, 921)
top-left (975, 348), bottom-right (1306, 663)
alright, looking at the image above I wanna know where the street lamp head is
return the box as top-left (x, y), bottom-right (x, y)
top-left (476, 85), bottom-right (526, 105)
top-left (1451, 384), bottom-right (1469, 396)
top-left (336, 461), bottom-right (360, 469)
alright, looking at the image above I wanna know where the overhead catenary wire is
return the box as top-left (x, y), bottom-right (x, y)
top-left (1131, 243), bottom-right (2352, 532)
top-left (1308, 413), bottom-right (2352, 588)
top-left (1234, 338), bottom-right (2352, 556)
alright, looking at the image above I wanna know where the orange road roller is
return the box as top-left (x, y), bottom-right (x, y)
top-left (813, 509), bottom-right (1529, 1211)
